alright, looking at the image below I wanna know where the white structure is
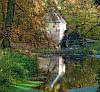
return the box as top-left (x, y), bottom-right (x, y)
top-left (37, 8), bottom-right (66, 88)
top-left (46, 8), bottom-right (66, 46)
top-left (50, 56), bottom-right (66, 88)
top-left (45, 8), bottom-right (66, 88)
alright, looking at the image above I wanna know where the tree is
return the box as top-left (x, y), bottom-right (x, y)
top-left (1, 0), bottom-right (16, 48)
top-left (51, 0), bottom-right (100, 39)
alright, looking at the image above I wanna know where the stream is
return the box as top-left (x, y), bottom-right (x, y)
top-left (68, 86), bottom-right (98, 92)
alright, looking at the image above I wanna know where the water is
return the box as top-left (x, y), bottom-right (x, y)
top-left (90, 55), bottom-right (100, 59)
top-left (68, 86), bottom-right (98, 92)
top-left (95, 55), bottom-right (100, 59)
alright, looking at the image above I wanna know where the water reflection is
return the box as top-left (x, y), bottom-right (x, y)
top-left (68, 86), bottom-right (98, 92)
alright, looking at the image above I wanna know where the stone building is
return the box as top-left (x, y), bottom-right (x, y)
top-left (45, 8), bottom-right (66, 46)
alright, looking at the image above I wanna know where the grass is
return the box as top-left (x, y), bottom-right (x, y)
top-left (85, 41), bottom-right (100, 52)
top-left (0, 48), bottom-right (38, 92)
top-left (8, 81), bottom-right (43, 92)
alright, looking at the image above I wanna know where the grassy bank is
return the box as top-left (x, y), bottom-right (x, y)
top-left (0, 49), bottom-right (38, 92)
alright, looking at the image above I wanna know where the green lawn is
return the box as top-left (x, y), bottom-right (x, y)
top-left (8, 81), bottom-right (43, 92)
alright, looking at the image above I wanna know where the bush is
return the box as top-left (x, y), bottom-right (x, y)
top-left (0, 49), bottom-right (37, 92)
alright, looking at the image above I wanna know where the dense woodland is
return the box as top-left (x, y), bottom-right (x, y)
top-left (0, 0), bottom-right (100, 92)
top-left (0, 0), bottom-right (100, 49)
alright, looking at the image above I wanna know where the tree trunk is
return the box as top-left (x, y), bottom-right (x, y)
top-left (1, 0), bottom-right (16, 48)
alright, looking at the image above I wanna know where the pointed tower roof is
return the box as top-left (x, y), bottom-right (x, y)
top-left (45, 7), bottom-right (66, 24)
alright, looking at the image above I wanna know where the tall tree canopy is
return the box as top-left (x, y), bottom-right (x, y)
top-left (0, 0), bottom-right (100, 49)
